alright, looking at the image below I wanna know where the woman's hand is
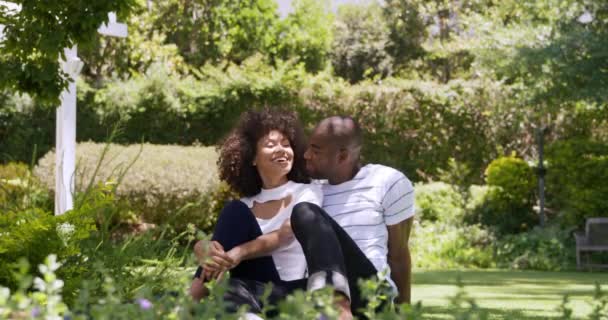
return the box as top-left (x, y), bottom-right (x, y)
top-left (278, 219), bottom-right (295, 244)
top-left (195, 240), bottom-right (235, 280)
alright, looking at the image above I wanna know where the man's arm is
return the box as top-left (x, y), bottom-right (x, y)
top-left (387, 217), bottom-right (413, 304)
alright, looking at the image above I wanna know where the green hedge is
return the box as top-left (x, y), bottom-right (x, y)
top-left (1, 58), bottom-right (523, 184)
top-left (546, 139), bottom-right (608, 228)
top-left (34, 142), bottom-right (235, 233)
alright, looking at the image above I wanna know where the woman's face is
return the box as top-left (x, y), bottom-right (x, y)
top-left (253, 130), bottom-right (294, 184)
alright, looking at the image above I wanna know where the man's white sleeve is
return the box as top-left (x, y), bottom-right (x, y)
top-left (381, 172), bottom-right (415, 225)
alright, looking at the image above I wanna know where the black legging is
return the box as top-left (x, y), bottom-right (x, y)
top-left (194, 200), bottom-right (306, 314)
top-left (290, 202), bottom-right (379, 316)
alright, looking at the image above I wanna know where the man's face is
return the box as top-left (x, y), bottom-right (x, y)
top-left (304, 130), bottom-right (339, 180)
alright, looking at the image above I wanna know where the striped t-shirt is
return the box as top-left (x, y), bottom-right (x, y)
top-left (320, 164), bottom-right (415, 286)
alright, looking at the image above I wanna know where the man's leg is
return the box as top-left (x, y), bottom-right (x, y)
top-left (290, 202), bottom-right (378, 315)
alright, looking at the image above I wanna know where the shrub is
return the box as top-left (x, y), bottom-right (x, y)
top-left (86, 59), bottom-right (305, 147)
top-left (34, 142), bottom-right (235, 233)
top-left (485, 156), bottom-right (537, 203)
top-left (495, 225), bottom-right (575, 271)
top-left (0, 202), bottom-right (97, 298)
top-left (1, 61), bottom-right (519, 186)
top-left (0, 91), bottom-right (54, 164)
top-left (465, 157), bottom-right (538, 235)
top-left (0, 162), bottom-right (52, 212)
top-left (411, 220), bottom-right (495, 269)
top-left (546, 139), bottom-right (608, 229)
top-left (415, 182), bottom-right (464, 224)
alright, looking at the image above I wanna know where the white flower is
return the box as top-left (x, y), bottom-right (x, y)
top-left (33, 277), bottom-right (46, 291)
top-left (578, 11), bottom-right (593, 24)
top-left (56, 223), bottom-right (75, 246)
top-left (0, 287), bottom-right (9, 305)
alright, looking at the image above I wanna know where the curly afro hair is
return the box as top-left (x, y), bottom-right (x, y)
top-left (217, 109), bottom-right (310, 197)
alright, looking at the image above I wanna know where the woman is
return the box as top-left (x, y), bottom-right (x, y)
top-left (189, 109), bottom-right (322, 314)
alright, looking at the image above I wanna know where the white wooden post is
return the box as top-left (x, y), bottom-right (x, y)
top-left (55, 12), bottom-right (127, 215)
top-left (55, 46), bottom-right (83, 215)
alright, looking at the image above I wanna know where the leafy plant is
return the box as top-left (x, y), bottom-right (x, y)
top-left (495, 225), bottom-right (575, 271)
top-left (415, 182), bottom-right (465, 224)
top-left (466, 156), bottom-right (538, 235)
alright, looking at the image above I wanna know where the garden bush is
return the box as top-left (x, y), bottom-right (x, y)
top-left (546, 139), bottom-right (608, 229)
top-left (495, 225), bottom-right (576, 271)
top-left (485, 156), bottom-right (537, 203)
top-left (411, 220), bottom-right (495, 269)
top-left (1, 58), bottom-right (526, 185)
top-left (415, 182), bottom-right (464, 224)
top-left (0, 162), bottom-right (52, 213)
top-left (0, 197), bottom-right (97, 300)
top-left (0, 91), bottom-right (54, 164)
top-left (465, 156), bottom-right (538, 235)
top-left (34, 142), bottom-right (235, 233)
top-left (0, 162), bottom-right (201, 305)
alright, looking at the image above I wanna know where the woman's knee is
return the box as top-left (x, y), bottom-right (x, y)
top-left (218, 200), bottom-right (251, 220)
top-left (213, 200), bottom-right (257, 248)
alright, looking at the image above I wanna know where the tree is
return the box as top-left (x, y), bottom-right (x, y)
top-left (78, 4), bottom-right (186, 87)
top-left (271, 0), bottom-right (333, 73)
top-left (331, 3), bottom-right (393, 83)
top-left (383, 0), bottom-right (427, 72)
top-left (149, 0), bottom-right (279, 67)
top-left (0, 1), bottom-right (136, 105)
top-left (464, 0), bottom-right (608, 123)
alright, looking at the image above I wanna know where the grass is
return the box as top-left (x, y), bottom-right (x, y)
top-left (412, 269), bottom-right (608, 319)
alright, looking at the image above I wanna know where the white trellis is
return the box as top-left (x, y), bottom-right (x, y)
top-left (0, 3), bottom-right (127, 215)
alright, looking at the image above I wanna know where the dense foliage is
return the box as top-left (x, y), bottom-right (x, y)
top-left (546, 140), bottom-right (608, 228)
top-left (1, 0), bottom-right (607, 302)
top-left (1, 164), bottom-right (603, 319)
top-left (0, 0), bottom-right (136, 105)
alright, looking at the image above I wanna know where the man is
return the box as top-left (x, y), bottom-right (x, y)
top-left (192, 116), bottom-right (414, 318)
top-left (290, 116), bottom-right (414, 317)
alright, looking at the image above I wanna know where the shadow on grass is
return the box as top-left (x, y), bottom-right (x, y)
top-left (415, 270), bottom-right (608, 286)
top-left (418, 305), bottom-right (550, 320)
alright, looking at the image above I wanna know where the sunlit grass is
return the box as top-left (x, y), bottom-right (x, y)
top-left (413, 269), bottom-right (608, 319)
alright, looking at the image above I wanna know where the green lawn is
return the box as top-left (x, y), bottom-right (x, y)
top-left (413, 269), bottom-right (608, 319)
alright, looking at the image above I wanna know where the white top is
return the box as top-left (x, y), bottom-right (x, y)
top-left (320, 164), bottom-right (415, 291)
top-left (241, 181), bottom-right (323, 281)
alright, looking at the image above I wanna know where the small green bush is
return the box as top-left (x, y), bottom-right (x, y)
top-left (546, 139), bottom-right (608, 229)
top-left (415, 182), bottom-right (464, 224)
top-left (34, 142), bottom-right (234, 233)
top-left (0, 204), bottom-right (97, 298)
top-left (0, 162), bottom-right (52, 212)
top-left (411, 221), bottom-right (495, 269)
top-left (485, 156), bottom-right (537, 203)
top-left (465, 157), bottom-right (538, 235)
top-left (495, 225), bottom-right (575, 271)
